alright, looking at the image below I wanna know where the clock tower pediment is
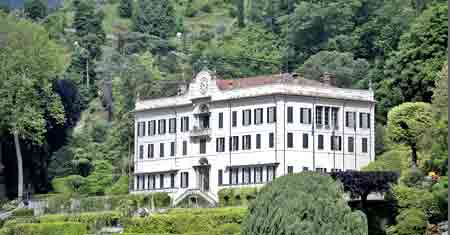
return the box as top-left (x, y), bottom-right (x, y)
top-left (189, 70), bottom-right (218, 99)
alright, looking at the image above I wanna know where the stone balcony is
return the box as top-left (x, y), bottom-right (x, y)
top-left (190, 126), bottom-right (212, 138)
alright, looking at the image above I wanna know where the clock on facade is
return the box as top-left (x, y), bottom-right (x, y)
top-left (200, 78), bottom-right (208, 94)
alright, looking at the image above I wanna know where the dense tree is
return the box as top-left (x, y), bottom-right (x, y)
top-left (236, 0), bottom-right (245, 27)
top-left (242, 172), bottom-right (368, 235)
top-left (24, 0), bottom-right (47, 21)
top-left (118, 0), bottom-right (132, 18)
top-left (0, 14), bottom-right (66, 200)
top-left (132, 0), bottom-right (176, 39)
top-left (297, 51), bottom-right (370, 88)
top-left (330, 171), bottom-right (399, 211)
top-left (377, 2), bottom-right (447, 121)
top-left (386, 102), bottom-right (432, 169)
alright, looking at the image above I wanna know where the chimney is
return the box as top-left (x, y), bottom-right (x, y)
top-left (320, 72), bottom-right (336, 86)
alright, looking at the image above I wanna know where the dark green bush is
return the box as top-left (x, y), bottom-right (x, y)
top-left (214, 223), bottom-right (241, 235)
top-left (11, 208), bottom-right (33, 217)
top-left (241, 172), bottom-right (367, 235)
top-left (105, 175), bottom-right (129, 195)
top-left (218, 187), bottom-right (259, 207)
top-left (7, 222), bottom-right (87, 235)
top-left (400, 169), bottom-right (424, 187)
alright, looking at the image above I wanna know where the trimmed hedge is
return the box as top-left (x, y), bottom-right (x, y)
top-left (122, 207), bottom-right (246, 234)
top-left (11, 209), bottom-right (34, 217)
top-left (38, 211), bottom-right (120, 232)
top-left (3, 222), bottom-right (87, 235)
top-left (218, 187), bottom-right (259, 207)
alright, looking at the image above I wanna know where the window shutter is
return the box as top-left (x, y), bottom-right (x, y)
top-left (359, 113), bottom-right (363, 128)
top-left (367, 113), bottom-right (371, 128)
top-left (300, 108), bottom-right (304, 123)
top-left (339, 137), bottom-right (342, 150)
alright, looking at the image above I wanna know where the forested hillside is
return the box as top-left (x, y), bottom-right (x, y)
top-left (0, 0), bottom-right (447, 207)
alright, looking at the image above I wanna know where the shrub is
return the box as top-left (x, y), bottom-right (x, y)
top-left (38, 211), bottom-right (120, 232)
top-left (386, 209), bottom-right (427, 235)
top-left (218, 187), bottom-right (259, 207)
top-left (200, 3), bottom-right (212, 13)
top-left (363, 150), bottom-right (408, 173)
top-left (400, 168), bottom-right (424, 187)
top-left (80, 160), bottom-right (114, 196)
top-left (51, 175), bottom-right (86, 196)
top-left (106, 175), bottom-right (129, 195)
top-left (7, 222), bottom-right (87, 235)
top-left (11, 208), bottom-right (34, 217)
top-left (241, 172), bottom-right (368, 235)
top-left (214, 223), bottom-right (241, 235)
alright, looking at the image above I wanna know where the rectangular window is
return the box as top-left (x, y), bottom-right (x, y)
top-left (360, 113), bottom-right (371, 129)
top-left (242, 168), bottom-right (251, 184)
top-left (160, 143), bottom-right (164, 157)
top-left (137, 122), bottom-right (145, 137)
top-left (267, 166), bottom-right (275, 182)
top-left (288, 166), bottom-right (294, 174)
top-left (218, 170), bottom-right (223, 185)
top-left (300, 108), bottom-right (312, 124)
top-left (324, 107), bottom-right (330, 126)
top-left (139, 145), bottom-right (144, 159)
top-left (254, 108), bottom-right (263, 124)
top-left (267, 107), bottom-right (277, 123)
top-left (148, 120), bottom-right (156, 136)
top-left (182, 141), bottom-right (187, 155)
top-left (316, 106), bottom-right (323, 127)
top-left (232, 111), bottom-right (237, 127)
top-left (181, 116), bottom-right (189, 132)
top-left (318, 135), bottom-right (324, 150)
top-left (148, 175), bottom-right (154, 189)
top-left (148, 144), bottom-right (154, 158)
top-left (159, 174), bottom-right (164, 188)
top-left (242, 109), bottom-right (252, 126)
top-left (287, 106), bottom-right (293, 123)
top-left (230, 168), bottom-right (238, 185)
top-left (362, 138), bottom-right (368, 153)
top-left (331, 107), bottom-right (339, 129)
top-left (316, 168), bottom-right (327, 173)
top-left (169, 118), bottom-right (176, 133)
top-left (142, 122), bottom-right (146, 136)
top-left (158, 119), bottom-right (166, 134)
top-left (331, 136), bottom-right (342, 151)
top-left (256, 134), bottom-right (261, 149)
top-left (346, 112), bottom-right (357, 128)
top-left (200, 138), bottom-right (206, 154)
top-left (229, 136), bottom-right (239, 151)
top-left (218, 112), bottom-right (223, 128)
top-left (181, 172), bottom-right (189, 188)
top-left (216, 137), bottom-right (225, 152)
top-left (287, 133), bottom-right (293, 148)
top-left (269, 133), bottom-right (274, 148)
top-left (170, 173), bottom-right (175, 188)
top-left (170, 142), bottom-right (175, 156)
top-left (348, 137), bottom-right (354, 153)
top-left (242, 135), bottom-right (251, 150)
top-left (302, 133), bottom-right (309, 149)
top-left (254, 167), bottom-right (263, 183)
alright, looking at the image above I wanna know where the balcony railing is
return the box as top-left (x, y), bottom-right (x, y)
top-left (190, 126), bottom-right (212, 137)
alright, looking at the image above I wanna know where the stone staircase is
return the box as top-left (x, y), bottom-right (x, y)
top-left (173, 189), bottom-right (218, 207)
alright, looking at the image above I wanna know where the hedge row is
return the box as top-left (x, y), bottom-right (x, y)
top-left (1, 222), bottom-right (87, 235)
top-left (38, 211), bottom-right (120, 232)
top-left (218, 187), bottom-right (259, 207)
top-left (33, 192), bottom-right (171, 214)
top-left (122, 207), bottom-right (246, 234)
top-left (11, 209), bottom-right (34, 217)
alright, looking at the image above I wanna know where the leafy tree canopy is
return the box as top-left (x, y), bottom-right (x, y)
top-left (132, 0), bottom-right (176, 39)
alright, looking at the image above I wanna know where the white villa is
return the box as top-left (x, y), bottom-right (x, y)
top-left (132, 70), bottom-right (375, 204)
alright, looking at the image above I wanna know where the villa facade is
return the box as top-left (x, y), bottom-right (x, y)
top-left (132, 70), bottom-right (375, 204)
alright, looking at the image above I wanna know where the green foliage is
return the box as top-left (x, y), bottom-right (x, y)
top-left (118, 0), bottom-right (133, 18)
top-left (11, 208), bottom-right (34, 217)
top-left (52, 175), bottom-right (86, 196)
top-left (24, 0), bottom-right (47, 21)
top-left (122, 207), bottom-right (246, 234)
top-left (242, 172), bottom-right (367, 235)
top-left (106, 175), bottom-right (129, 195)
top-left (38, 212), bottom-right (119, 232)
top-left (133, 0), bottom-right (176, 38)
top-left (218, 187), bottom-right (258, 207)
top-left (5, 222), bottom-right (87, 235)
top-left (399, 169), bottom-right (424, 187)
top-left (378, 2), bottom-right (448, 120)
top-left (386, 209), bottom-right (427, 235)
top-left (0, 14), bottom-right (66, 143)
top-left (386, 102), bottom-right (432, 168)
top-left (80, 160), bottom-right (114, 196)
top-left (297, 51), bottom-right (370, 88)
top-left (363, 150), bottom-right (408, 173)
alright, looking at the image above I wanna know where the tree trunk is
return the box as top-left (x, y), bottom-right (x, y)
top-left (13, 131), bottom-right (23, 201)
top-left (411, 144), bottom-right (417, 169)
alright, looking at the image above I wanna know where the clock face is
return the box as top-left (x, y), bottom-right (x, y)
top-left (200, 78), bottom-right (208, 94)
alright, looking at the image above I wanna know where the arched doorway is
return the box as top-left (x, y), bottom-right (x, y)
top-left (194, 158), bottom-right (210, 192)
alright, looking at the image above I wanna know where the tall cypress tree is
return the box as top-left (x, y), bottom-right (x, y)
top-left (237, 0), bottom-right (245, 27)
top-left (24, 0), bottom-right (47, 21)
